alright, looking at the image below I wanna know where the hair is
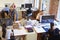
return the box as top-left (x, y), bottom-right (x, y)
top-left (5, 5), bottom-right (8, 7)
top-left (50, 23), bottom-right (54, 30)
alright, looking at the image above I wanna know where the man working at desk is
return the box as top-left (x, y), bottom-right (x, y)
top-left (47, 23), bottom-right (60, 40)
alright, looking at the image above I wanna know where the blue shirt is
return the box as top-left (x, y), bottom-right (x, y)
top-left (3, 7), bottom-right (9, 12)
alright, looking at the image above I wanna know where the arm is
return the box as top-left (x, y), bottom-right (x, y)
top-left (55, 18), bottom-right (59, 22)
top-left (14, 10), bottom-right (18, 22)
top-left (36, 13), bottom-right (40, 20)
top-left (14, 13), bottom-right (16, 22)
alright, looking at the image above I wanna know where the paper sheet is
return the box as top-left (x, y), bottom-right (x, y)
top-left (34, 27), bottom-right (46, 33)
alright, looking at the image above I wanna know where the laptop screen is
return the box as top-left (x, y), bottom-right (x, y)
top-left (41, 15), bottom-right (55, 23)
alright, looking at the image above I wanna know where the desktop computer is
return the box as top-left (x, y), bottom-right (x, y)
top-left (21, 3), bottom-right (32, 9)
top-left (25, 3), bottom-right (32, 8)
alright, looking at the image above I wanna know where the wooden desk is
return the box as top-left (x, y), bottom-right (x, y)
top-left (13, 27), bottom-right (36, 40)
top-left (34, 27), bottom-right (46, 40)
top-left (12, 27), bottom-right (26, 40)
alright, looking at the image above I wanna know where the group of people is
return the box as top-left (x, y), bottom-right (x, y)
top-left (0, 3), bottom-right (60, 40)
top-left (1, 3), bottom-right (18, 22)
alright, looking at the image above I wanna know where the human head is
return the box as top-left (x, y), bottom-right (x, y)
top-left (10, 5), bottom-right (14, 11)
top-left (5, 5), bottom-right (8, 7)
top-left (50, 23), bottom-right (54, 29)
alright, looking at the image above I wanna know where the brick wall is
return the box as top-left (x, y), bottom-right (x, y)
top-left (49, 0), bottom-right (59, 18)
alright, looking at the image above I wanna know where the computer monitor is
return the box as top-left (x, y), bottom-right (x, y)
top-left (21, 4), bottom-right (25, 8)
top-left (25, 3), bottom-right (32, 8)
top-left (41, 15), bottom-right (55, 23)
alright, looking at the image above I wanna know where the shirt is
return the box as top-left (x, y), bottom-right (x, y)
top-left (9, 9), bottom-right (18, 21)
top-left (3, 7), bottom-right (9, 12)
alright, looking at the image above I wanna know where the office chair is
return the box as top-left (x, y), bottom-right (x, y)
top-left (48, 28), bottom-right (60, 40)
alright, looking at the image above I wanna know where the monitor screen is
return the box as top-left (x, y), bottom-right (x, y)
top-left (41, 15), bottom-right (55, 23)
top-left (25, 4), bottom-right (32, 8)
top-left (21, 4), bottom-right (24, 8)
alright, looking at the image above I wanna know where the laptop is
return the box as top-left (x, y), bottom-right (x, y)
top-left (41, 15), bottom-right (55, 23)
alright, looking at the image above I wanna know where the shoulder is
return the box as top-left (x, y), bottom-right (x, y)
top-left (37, 13), bottom-right (40, 16)
top-left (48, 29), bottom-right (51, 33)
top-left (55, 28), bottom-right (59, 31)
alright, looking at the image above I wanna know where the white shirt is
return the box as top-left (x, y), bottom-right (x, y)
top-left (6, 29), bottom-right (12, 39)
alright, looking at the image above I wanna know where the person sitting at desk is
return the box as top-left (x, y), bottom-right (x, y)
top-left (48, 23), bottom-right (60, 40)
top-left (9, 5), bottom-right (18, 22)
top-left (2, 5), bottom-right (9, 12)
top-left (26, 7), bottom-right (32, 20)
top-left (36, 10), bottom-right (43, 21)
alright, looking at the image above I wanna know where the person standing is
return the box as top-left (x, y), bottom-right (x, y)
top-left (3, 5), bottom-right (9, 12)
top-left (9, 5), bottom-right (18, 22)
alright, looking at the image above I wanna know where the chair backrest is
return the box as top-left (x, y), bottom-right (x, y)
top-left (54, 28), bottom-right (59, 35)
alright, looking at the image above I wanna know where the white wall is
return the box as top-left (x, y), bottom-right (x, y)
top-left (0, 0), bottom-right (34, 7)
top-left (0, 0), bottom-right (34, 11)
top-left (35, 0), bottom-right (39, 9)
top-left (42, 0), bottom-right (50, 15)
top-left (57, 0), bottom-right (60, 20)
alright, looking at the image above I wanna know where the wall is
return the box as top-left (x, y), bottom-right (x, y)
top-left (43, 0), bottom-right (50, 15)
top-left (0, 0), bottom-right (34, 7)
top-left (49, 0), bottom-right (59, 18)
top-left (0, 0), bottom-right (34, 11)
top-left (35, 0), bottom-right (39, 9)
top-left (57, 0), bottom-right (60, 20)
top-left (0, 0), bottom-right (23, 7)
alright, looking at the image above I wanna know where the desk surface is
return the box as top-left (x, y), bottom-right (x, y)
top-left (1, 20), bottom-right (60, 36)
top-left (13, 27), bottom-right (27, 36)
top-left (13, 27), bottom-right (35, 36)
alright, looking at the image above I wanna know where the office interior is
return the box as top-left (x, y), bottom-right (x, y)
top-left (0, 0), bottom-right (60, 40)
